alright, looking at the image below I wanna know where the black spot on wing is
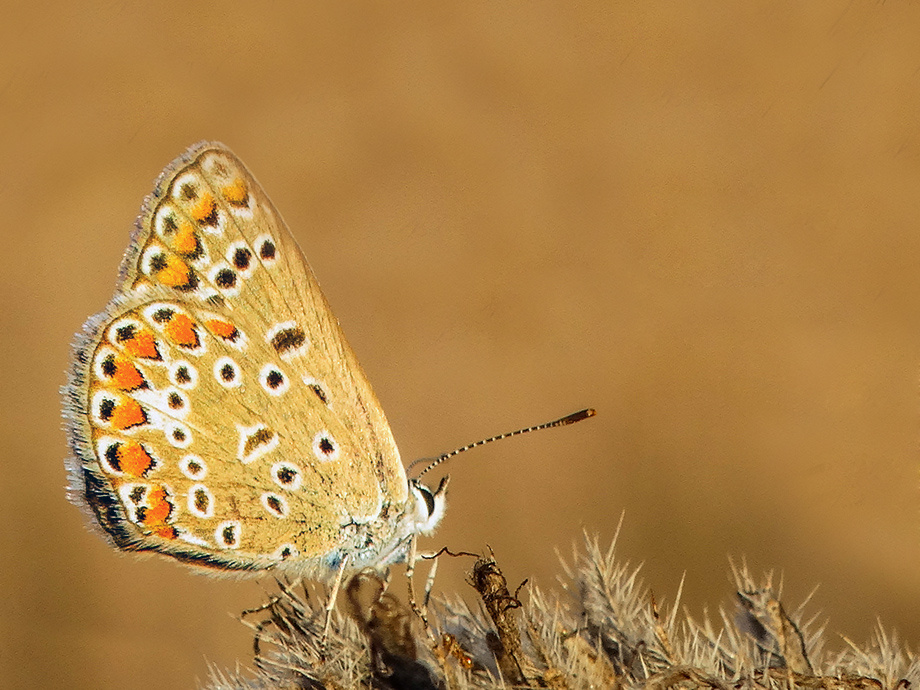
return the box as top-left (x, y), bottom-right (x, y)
top-left (270, 327), bottom-right (306, 355)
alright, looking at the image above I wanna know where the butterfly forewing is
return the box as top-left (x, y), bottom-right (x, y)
top-left (65, 142), bottom-right (409, 572)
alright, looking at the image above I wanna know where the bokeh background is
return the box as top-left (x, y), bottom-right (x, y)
top-left (3, 2), bottom-right (920, 688)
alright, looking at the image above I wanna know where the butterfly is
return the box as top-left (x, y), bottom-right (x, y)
top-left (62, 142), bottom-right (448, 577)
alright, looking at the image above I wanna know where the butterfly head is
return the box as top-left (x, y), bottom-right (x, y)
top-left (408, 475), bottom-right (449, 536)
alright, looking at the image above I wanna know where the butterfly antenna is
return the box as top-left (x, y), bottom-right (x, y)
top-left (410, 408), bottom-right (596, 479)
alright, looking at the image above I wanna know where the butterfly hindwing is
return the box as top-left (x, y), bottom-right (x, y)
top-left (64, 142), bottom-right (412, 574)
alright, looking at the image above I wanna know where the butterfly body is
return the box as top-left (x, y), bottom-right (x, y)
top-left (63, 143), bottom-right (446, 576)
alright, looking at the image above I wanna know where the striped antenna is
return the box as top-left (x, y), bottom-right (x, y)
top-left (409, 408), bottom-right (596, 479)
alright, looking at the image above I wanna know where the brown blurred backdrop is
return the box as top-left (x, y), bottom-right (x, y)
top-left (3, 2), bottom-right (920, 688)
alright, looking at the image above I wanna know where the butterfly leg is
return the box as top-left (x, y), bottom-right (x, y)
top-left (405, 536), bottom-right (422, 619)
top-left (405, 535), bottom-right (439, 639)
top-left (322, 554), bottom-right (349, 647)
top-left (423, 551), bottom-right (439, 610)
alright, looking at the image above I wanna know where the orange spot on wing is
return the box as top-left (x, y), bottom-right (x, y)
top-left (143, 486), bottom-right (172, 525)
top-left (118, 441), bottom-right (155, 477)
top-left (109, 358), bottom-right (145, 390)
top-left (221, 178), bottom-right (249, 206)
top-left (170, 222), bottom-right (199, 256)
top-left (190, 193), bottom-right (217, 224)
top-left (205, 319), bottom-right (239, 340)
top-left (154, 525), bottom-right (178, 539)
top-left (122, 329), bottom-right (160, 360)
top-left (164, 312), bottom-right (199, 347)
top-left (155, 255), bottom-right (193, 288)
top-left (110, 397), bottom-right (147, 430)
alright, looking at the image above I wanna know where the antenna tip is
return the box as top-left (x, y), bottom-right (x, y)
top-left (560, 408), bottom-right (596, 425)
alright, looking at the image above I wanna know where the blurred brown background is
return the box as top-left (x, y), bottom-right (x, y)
top-left (3, 2), bottom-right (920, 688)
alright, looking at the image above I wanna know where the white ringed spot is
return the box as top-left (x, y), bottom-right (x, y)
top-left (106, 318), bottom-right (141, 346)
top-left (138, 245), bottom-right (168, 278)
top-left (208, 262), bottom-right (240, 297)
top-left (187, 484), bottom-right (215, 518)
top-left (153, 204), bottom-right (178, 239)
top-left (271, 461), bottom-right (302, 491)
top-left (259, 364), bottom-right (289, 396)
top-left (97, 437), bottom-right (125, 476)
top-left (265, 322), bottom-right (309, 360)
top-left (312, 430), bottom-right (339, 462)
top-left (165, 422), bottom-right (192, 448)
top-left (89, 391), bottom-right (118, 425)
top-left (118, 483), bottom-right (148, 515)
top-left (171, 171), bottom-right (203, 202)
top-left (260, 492), bottom-right (289, 518)
top-left (237, 424), bottom-right (278, 464)
top-left (225, 240), bottom-right (256, 278)
top-left (214, 356), bottom-right (242, 388)
top-left (169, 360), bottom-right (199, 389)
top-left (179, 454), bottom-right (207, 480)
top-left (215, 520), bottom-right (241, 549)
top-left (162, 388), bottom-right (190, 418)
top-left (254, 233), bottom-right (278, 265)
top-left (141, 302), bottom-right (177, 327)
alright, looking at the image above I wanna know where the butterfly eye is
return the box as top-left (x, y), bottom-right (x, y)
top-left (409, 477), bottom-right (448, 535)
top-left (416, 483), bottom-right (436, 518)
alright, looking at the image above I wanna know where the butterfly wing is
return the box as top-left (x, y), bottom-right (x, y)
top-left (64, 142), bottom-right (409, 573)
